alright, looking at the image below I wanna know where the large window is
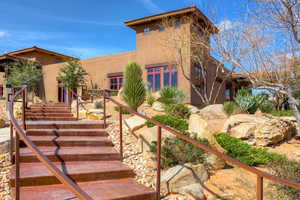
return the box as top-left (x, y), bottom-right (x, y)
top-left (147, 66), bottom-right (178, 91)
top-left (109, 76), bottom-right (123, 90)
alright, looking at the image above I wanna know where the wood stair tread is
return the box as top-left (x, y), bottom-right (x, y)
top-left (11, 161), bottom-right (134, 186)
top-left (20, 146), bottom-right (119, 156)
top-left (28, 136), bottom-right (111, 141)
top-left (26, 129), bottom-right (108, 136)
top-left (14, 178), bottom-right (156, 200)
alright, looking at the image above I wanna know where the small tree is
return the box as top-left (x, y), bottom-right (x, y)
top-left (58, 59), bottom-right (88, 90)
top-left (122, 62), bottom-right (146, 111)
top-left (6, 59), bottom-right (43, 92)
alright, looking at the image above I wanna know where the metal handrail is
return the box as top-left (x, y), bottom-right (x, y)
top-left (9, 86), bottom-right (93, 200)
top-left (102, 90), bottom-right (300, 200)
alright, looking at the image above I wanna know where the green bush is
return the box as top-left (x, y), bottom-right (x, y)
top-left (223, 101), bottom-right (237, 115)
top-left (146, 92), bottom-right (156, 106)
top-left (114, 106), bottom-right (130, 114)
top-left (214, 133), bottom-right (284, 166)
top-left (259, 100), bottom-right (273, 113)
top-left (268, 157), bottom-right (300, 200)
top-left (94, 101), bottom-right (102, 109)
top-left (165, 104), bottom-right (191, 119)
top-left (145, 114), bottom-right (188, 133)
top-left (109, 91), bottom-right (118, 96)
top-left (271, 110), bottom-right (293, 117)
top-left (158, 87), bottom-right (185, 105)
top-left (150, 132), bottom-right (209, 168)
top-left (122, 62), bottom-right (146, 111)
top-left (234, 88), bottom-right (269, 114)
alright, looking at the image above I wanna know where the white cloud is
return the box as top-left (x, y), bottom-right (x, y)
top-left (0, 31), bottom-right (7, 38)
top-left (217, 20), bottom-right (234, 31)
top-left (138, 0), bottom-right (163, 13)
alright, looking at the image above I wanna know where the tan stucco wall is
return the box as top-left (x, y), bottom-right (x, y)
top-left (13, 51), bottom-right (63, 66)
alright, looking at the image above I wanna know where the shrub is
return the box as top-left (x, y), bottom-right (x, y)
top-left (94, 101), bottom-right (102, 109)
top-left (146, 92), bottom-right (156, 106)
top-left (158, 87), bottom-right (185, 105)
top-left (223, 101), bottom-right (237, 115)
top-left (122, 62), bottom-right (146, 111)
top-left (234, 88), bottom-right (268, 114)
top-left (214, 133), bottom-right (284, 166)
top-left (165, 104), bottom-right (191, 119)
top-left (150, 132), bottom-right (209, 168)
top-left (109, 90), bottom-right (118, 96)
top-left (268, 157), bottom-right (300, 200)
top-left (259, 100), bottom-right (273, 113)
top-left (145, 114), bottom-right (188, 133)
top-left (271, 110), bottom-right (293, 117)
top-left (114, 106), bottom-right (130, 114)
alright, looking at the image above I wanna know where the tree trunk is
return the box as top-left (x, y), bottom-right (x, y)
top-left (287, 89), bottom-right (300, 127)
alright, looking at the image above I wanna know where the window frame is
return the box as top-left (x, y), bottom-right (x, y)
top-left (147, 65), bottom-right (178, 91)
top-left (109, 75), bottom-right (123, 90)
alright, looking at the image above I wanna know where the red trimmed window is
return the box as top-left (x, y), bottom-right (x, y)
top-left (147, 66), bottom-right (178, 91)
top-left (109, 76), bottom-right (123, 90)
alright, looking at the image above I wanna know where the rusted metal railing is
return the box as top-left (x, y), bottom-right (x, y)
top-left (102, 89), bottom-right (300, 200)
top-left (9, 86), bottom-right (93, 200)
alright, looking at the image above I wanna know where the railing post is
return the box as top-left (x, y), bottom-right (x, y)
top-left (257, 175), bottom-right (263, 200)
top-left (156, 126), bottom-right (162, 200)
top-left (10, 122), bottom-right (14, 164)
top-left (103, 90), bottom-right (107, 128)
top-left (119, 107), bottom-right (123, 160)
top-left (22, 88), bottom-right (26, 130)
top-left (76, 95), bottom-right (79, 120)
top-left (15, 127), bottom-right (20, 200)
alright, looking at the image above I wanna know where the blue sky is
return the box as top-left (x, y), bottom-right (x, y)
top-left (0, 0), bottom-right (247, 59)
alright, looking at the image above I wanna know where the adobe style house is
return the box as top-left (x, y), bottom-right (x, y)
top-left (0, 6), bottom-right (244, 106)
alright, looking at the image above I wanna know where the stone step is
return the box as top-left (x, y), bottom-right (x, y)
top-left (30, 103), bottom-right (69, 108)
top-left (26, 129), bottom-right (108, 137)
top-left (25, 121), bottom-right (105, 129)
top-left (20, 146), bottom-right (120, 162)
top-left (26, 110), bottom-right (71, 114)
top-left (13, 178), bottom-right (156, 200)
top-left (26, 117), bottom-right (76, 121)
top-left (25, 113), bottom-right (74, 117)
top-left (11, 161), bottom-right (134, 187)
top-left (27, 136), bottom-right (113, 147)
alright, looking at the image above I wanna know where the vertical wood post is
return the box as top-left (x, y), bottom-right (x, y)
top-left (76, 95), bottom-right (79, 120)
top-left (10, 122), bottom-right (13, 163)
top-left (257, 175), bottom-right (263, 200)
top-left (156, 126), bottom-right (162, 200)
top-left (119, 107), bottom-right (123, 160)
top-left (15, 129), bottom-right (20, 200)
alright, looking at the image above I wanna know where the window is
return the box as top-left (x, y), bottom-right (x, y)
top-left (147, 66), bottom-right (178, 91)
top-left (109, 76), bottom-right (123, 90)
top-left (144, 27), bottom-right (150, 35)
top-left (174, 21), bottom-right (181, 28)
top-left (194, 65), bottom-right (207, 79)
top-left (157, 25), bottom-right (165, 32)
top-left (225, 89), bottom-right (231, 101)
top-left (55, 58), bottom-right (62, 63)
top-left (0, 85), bottom-right (3, 98)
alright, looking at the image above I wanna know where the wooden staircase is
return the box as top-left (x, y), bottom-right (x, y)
top-left (11, 103), bottom-right (156, 200)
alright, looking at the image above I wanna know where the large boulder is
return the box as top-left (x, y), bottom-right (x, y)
top-left (151, 101), bottom-right (164, 112)
top-left (138, 126), bottom-right (175, 152)
top-left (255, 118), bottom-right (296, 146)
top-left (187, 105), bottom-right (200, 114)
top-left (161, 163), bottom-right (208, 199)
top-left (223, 114), bottom-right (297, 146)
top-left (124, 115), bottom-right (146, 132)
top-left (33, 96), bottom-right (42, 104)
top-left (188, 114), bottom-right (227, 169)
top-left (86, 109), bottom-right (108, 120)
top-left (199, 104), bottom-right (228, 120)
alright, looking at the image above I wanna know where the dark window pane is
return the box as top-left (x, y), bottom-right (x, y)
top-left (147, 68), bottom-right (153, 72)
top-left (164, 72), bottom-right (170, 87)
top-left (175, 21), bottom-right (181, 28)
top-left (155, 74), bottom-right (161, 91)
top-left (148, 74), bottom-right (153, 90)
top-left (158, 25), bottom-right (165, 32)
top-left (172, 72), bottom-right (178, 87)
top-left (144, 27), bottom-right (150, 35)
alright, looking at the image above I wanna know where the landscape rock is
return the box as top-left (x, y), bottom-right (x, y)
top-left (223, 114), bottom-right (297, 146)
top-left (189, 114), bottom-right (210, 138)
top-left (161, 163), bottom-right (208, 198)
top-left (187, 105), bottom-right (200, 114)
top-left (124, 115), bottom-right (146, 132)
top-left (152, 101), bottom-right (164, 112)
top-left (33, 96), bottom-right (42, 104)
top-left (117, 87), bottom-right (123, 98)
top-left (199, 104), bottom-right (228, 120)
top-left (138, 126), bottom-right (175, 152)
top-left (152, 91), bottom-right (161, 99)
top-left (86, 109), bottom-right (106, 120)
